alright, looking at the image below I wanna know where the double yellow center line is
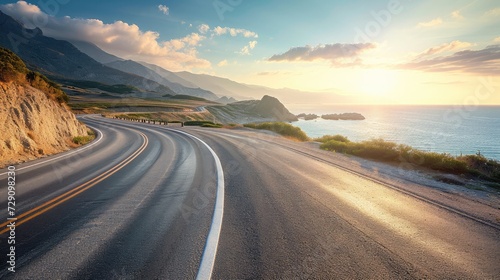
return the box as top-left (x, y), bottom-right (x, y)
top-left (0, 132), bottom-right (148, 234)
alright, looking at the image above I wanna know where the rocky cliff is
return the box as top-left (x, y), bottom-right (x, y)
top-left (206, 95), bottom-right (298, 124)
top-left (0, 48), bottom-right (89, 167)
top-left (0, 82), bottom-right (88, 167)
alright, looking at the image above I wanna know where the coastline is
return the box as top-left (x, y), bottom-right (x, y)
top-left (230, 126), bottom-right (500, 226)
top-left (291, 105), bottom-right (500, 161)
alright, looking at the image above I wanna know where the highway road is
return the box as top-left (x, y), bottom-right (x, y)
top-left (0, 116), bottom-right (499, 279)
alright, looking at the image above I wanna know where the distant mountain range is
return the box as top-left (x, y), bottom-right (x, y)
top-left (0, 9), bottom-right (354, 109)
top-left (0, 10), bottom-right (176, 95)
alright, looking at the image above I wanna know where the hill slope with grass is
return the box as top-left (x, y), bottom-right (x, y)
top-left (0, 47), bottom-right (90, 167)
top-left (0, 11), bottom-right (174, 95)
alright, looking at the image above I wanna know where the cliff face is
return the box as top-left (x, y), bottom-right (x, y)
top-left (0, 82), bottom-right (88, 167)
top-left (251, 95), bottom-right (298, 121)
top-left (206, 95), bottom-right (298, 124)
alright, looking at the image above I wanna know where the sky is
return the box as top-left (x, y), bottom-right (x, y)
top-left (0, 0), bottom-right (499, 105)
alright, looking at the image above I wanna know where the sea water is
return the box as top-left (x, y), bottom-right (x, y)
top-left (292, 105), bottom-right (500, 160)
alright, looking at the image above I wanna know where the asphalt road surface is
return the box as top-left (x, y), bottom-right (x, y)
top-left (0, 116), bottom-right (498, 279)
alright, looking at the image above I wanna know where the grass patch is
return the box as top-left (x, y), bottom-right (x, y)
top-left (184, 121), bottom-right (219, 127)
top-left (201, 123), bottom-right (223, 128)
top-left (316, 135), bottom-right (500, 185)
top-left (169, 95), bottom-right (208, 101)
top-left (72, 129), bottom-right (95, 145)
top-left (314, 134), bottom-right (350, 143)
top-left (244, 122), bottom-right (309, 142)
top-left (57, 79), bottom-right (139, 94)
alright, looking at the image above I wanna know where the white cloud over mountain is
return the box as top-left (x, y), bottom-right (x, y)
top-left (0, 1), bottom-right (209, 70)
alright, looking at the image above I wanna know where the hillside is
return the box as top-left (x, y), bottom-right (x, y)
top-left (0, 47), bottom-right (89, 167)
top-left (0, 11), bottom-right (174, 95)
top-left (105, 60), bottom-right (219, 100)
top-left (207, 95), bottom-right (298, 124)
top-left (67, 40), bottom-right (221, 101)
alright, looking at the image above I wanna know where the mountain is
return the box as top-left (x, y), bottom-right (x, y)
top-left (0, 47), bottom-right (89, 167)
top-left (69, 40), bottom-right (123, 64)
top-left (251, 95), bottom-right (297, 121)
top-left (105, 60), bottom-right (219, 100)
top-left (206, 95), bottom-right (298, 124)
top-left (174, 71), bottom-right (257, 100)
top-left (215, 96), bottom-right (238, 104)
top-left (139, 61), bottom-right (199, 88)
top-left (0, 10), bottom-right (174, 95)
top-left (66, 39), bottom-right (220, 100)
top-left (172, 71), bottom-right (356, 110)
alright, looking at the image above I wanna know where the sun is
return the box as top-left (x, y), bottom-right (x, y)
top-left (356, 69), bottom-right (399, 96)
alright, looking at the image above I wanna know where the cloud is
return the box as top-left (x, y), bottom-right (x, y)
top-left (0, 1), bottom-right (210, 71)
top-left (212, 26), bottom-right (258, 38)
top-left (401, 45), bottom-right (500, 75)
top-left (256, 71), bottom-right (290, 76)
top-left (158, 4), bottom-right (169, 15)
top-left (240, 40), bottom-right (257, 55)
top-left (217, 59), bottom-right (228, 67)
top-left (495, 37), bottom-right (500, 43)
top-left (268, 43), bottom-right (376, 65)
top-left (417, 17), bottom-right (443, 28)
top-left (484, 7), bottom-right (500, 17)
top-left (451, 10), bottom-right (463, 19)
top-left (198, 24), bottom-right (210, 34)
top-left (418, 40), bottom-right (473, 57)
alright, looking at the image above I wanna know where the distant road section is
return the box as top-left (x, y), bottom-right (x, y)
top-left (0, 116), bottom-right (498, 279)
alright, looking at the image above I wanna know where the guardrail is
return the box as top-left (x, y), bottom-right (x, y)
top-left (108, 116), bottom-right (184, 127)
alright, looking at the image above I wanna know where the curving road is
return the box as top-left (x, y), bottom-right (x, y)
top-left (0, 116), bottom-right (499, 279)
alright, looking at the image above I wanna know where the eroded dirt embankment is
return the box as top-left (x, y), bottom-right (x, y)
top-left (0, 82), bottom-right (88, 167)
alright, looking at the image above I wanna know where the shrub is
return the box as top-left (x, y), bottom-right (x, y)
top-left (72, 136), bottom-right (93, 145)
top-left (314, 134), bottom-right (350, 143)
top-left (185, 121), bottom-right (219, 126)
top-left (244, 122), bottom-right (309, 141)
top-left (201, 123), bottom-right (223, 128)
top-left (0, 47), bottom-right (28, 82)
top-left (0, 47), bottom-right (68, 103)
top-left (459, 154), bottom-right (500, 181)
top-left (318, 134), bottom-right (499, 183)
top-left (26, 71), bottom-right (68, 104)
top-left (72, 129), bottom-right (96, 145)
top-left (320, 140), bottom-right (354, 153)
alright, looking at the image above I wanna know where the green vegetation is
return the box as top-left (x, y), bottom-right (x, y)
top-left (244, 122), bottom-right (309, 142)
top-left (0, 47), bottom-right (68, 103)
top-left (315, 134), bottom-right (500, 183)
top-left (169, 95), bottom-right (208, 101)
top-left (115, 113), bottom-right (153, 120)
top-left (72, 129), bottom-right (96, 145)
top-left (69, 103), bottom-right (111, 109)
top-left (26, 71), bottom-right (68, 103)
top-left (184, 121), bottom-right (220, 127)
top-left (314, 134), bottom-right (349, 143)
top-left (201, 123), bottom-right (223, 128)
top-left (0, 47), bottom-right (27, 82)
top-left (58, 79), bottom-right (139, 94)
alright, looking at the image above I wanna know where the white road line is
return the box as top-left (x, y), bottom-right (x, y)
top-left (85, 117), bottom-right (225, 278)
top-left (171, 130), bottom-right (224, 280)
top-left (0, 125), bottom-right (103, 176)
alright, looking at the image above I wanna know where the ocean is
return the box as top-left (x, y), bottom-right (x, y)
top-left (291, 105), bottom-right (500, 161)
